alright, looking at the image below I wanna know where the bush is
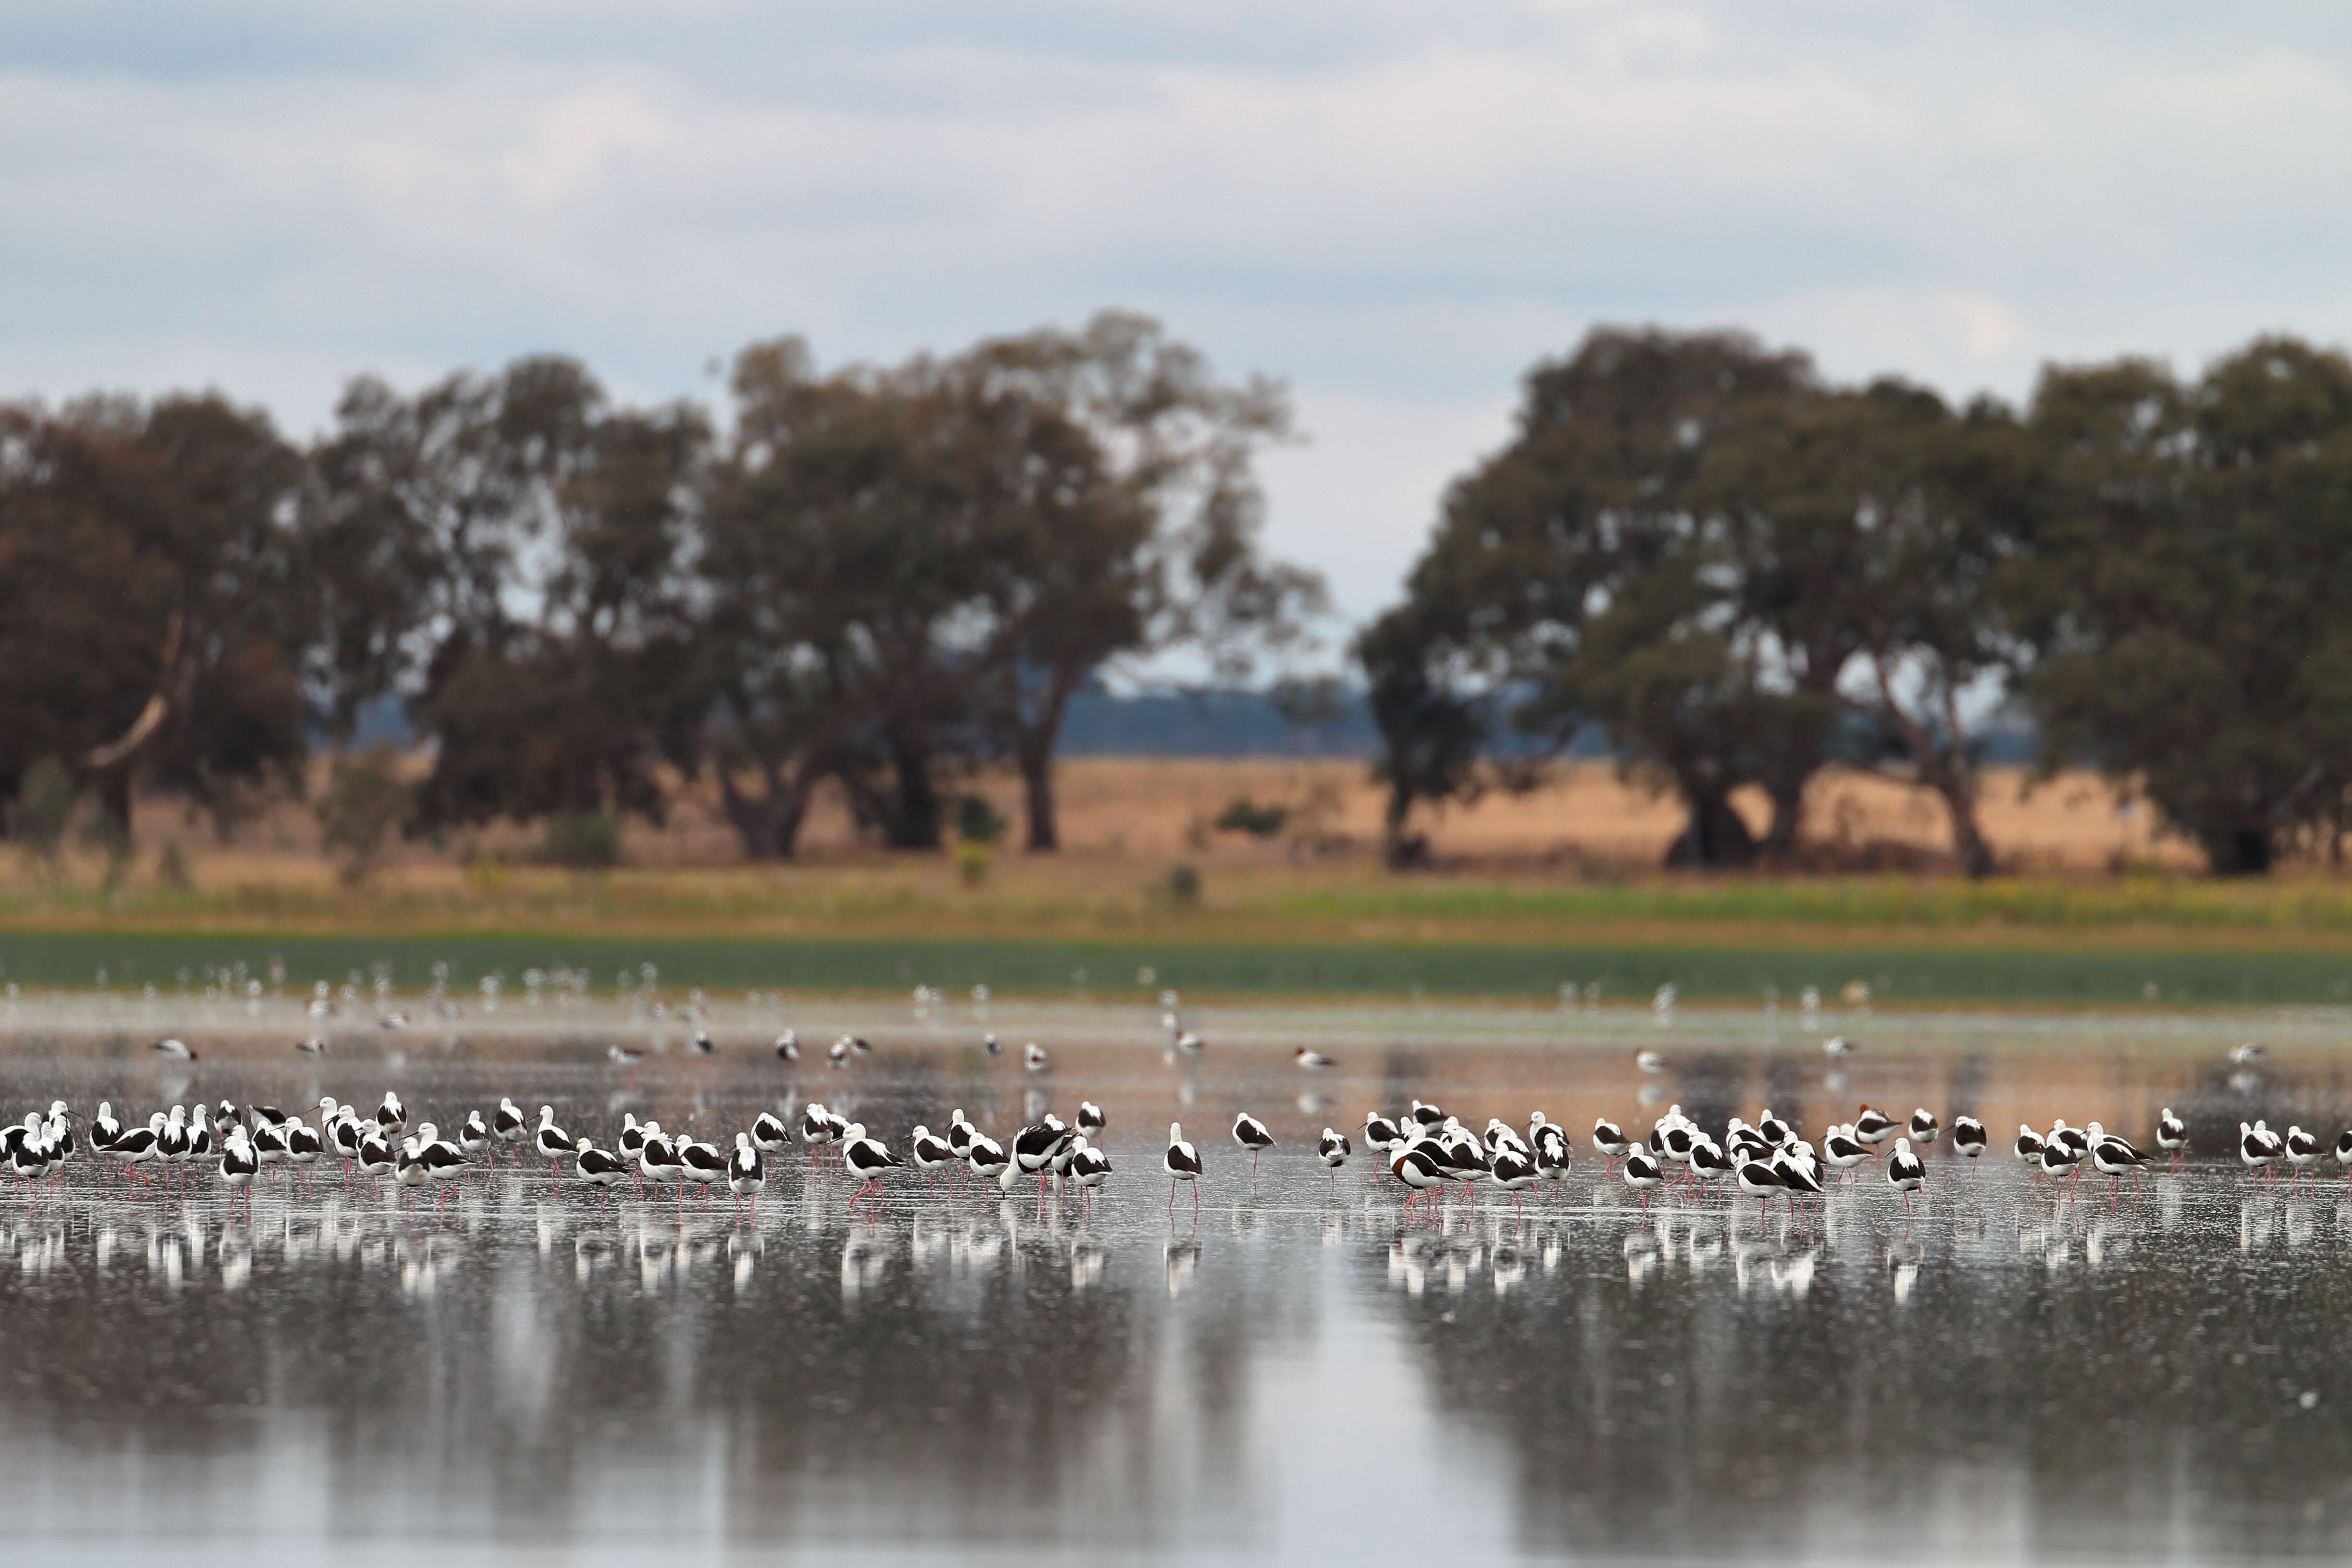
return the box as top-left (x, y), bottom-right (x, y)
top-left (956, 794), bottom-right (1008, 846)
top-left (1166, 863), bottom-right (1202, 906)
top-left (7, 758), bottom-right (76, 879)
top-left (541, 809), bottom-right (621, 869)
top-left (316, 747), bottom-right (414, 886)
top-left (954, 839), bottom-right (994, 887)
top-left (1213, 796), bottom-right (1289, 839)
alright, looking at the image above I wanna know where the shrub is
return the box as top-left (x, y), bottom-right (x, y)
top-left (1166, 863), bottom-right (1202, 906)
top-left (956, 794), bottom-right (1008, 846)
top-left (1213, 796), bottom-right (1289, 839)
top-left (541, 809), bottom-right (621, 869)
top-left (954, 839), bottom-right (994, 887)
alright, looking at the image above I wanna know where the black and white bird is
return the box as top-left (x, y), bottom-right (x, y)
top-left (638, 1123), bottom-right (683, 1193)
top-left (1076, 1101), bottom-right (1107, 1135)
top-left (1295, 1048), bottom-right (1335, 1071)
top-left (841, 1124), bottom-right (901, 1207)
top-left (533, 1105), bottom-right (575, 1180)
top-left (677, 1130), bottom-right (727, 1200)
top-left (1024, 1041), bottom-right (1050, 1073)
top-left (1067, 1137), bottom-right (1112, 1205)
top-left (608, 1044), bottom-right (646, 1067)
top-left (1388, 1138), bottom-right (1445, 1210)
top-left (2014, 1123), bottom-right (2046, 1166)
top-left (2229, 1041), bottom-right (2266, 1066)
top-left (375, 1091), bottom-right (406, 1138)
top-left (1408, 1100), bottom-right (1446, 1131)
top-left (1316, 1127), bottom-right (1351, 1184)
top-left (2284, 1125), bottom-right (2320, 1177)
top-left (2039, 1135), bottom-right (2080, 1185)
top-left (1886, 1137), bottom-right (1926, 1209)
top-left (2336, 1129), bottom-right (2352, 1176)
top-left (1951, 1115), bottom-right (1987, 1159)
top-left (1853, 1106), bottom-right (1898, 1145)
top-left (1592, 1116), bottom-right (1629, 1165)
top-left (826, 1038), bottom-right (852, 1068)
top-left (1165, 1122), bottom-right (1204, 1214)
top-left (2240, 1120), bottom-right (2281, 1177)
top-left (1635, 1049), bottom-right (1666, 1074)
top-left (296, 1036), bottom-right (328, 1056)
top-left (152, 1037), bottom-right (196, 1061)
top-left (574, 1140), bottom-right (628, 1205)
top-left (110, 1115), bottom-right (163, 1189)
top-left (1231, 1112), bottom-right (1275, 1176)
top-left (1908, 1109), bottom-right (1940, 1146)
top-left (727, 1133), bottom-right (765, 1209)
top-left (284, 1120), bottom-right (324, 1185)
top-left (1009, 1118), bottom-right (1074, 1196)
top-left (1822, 1035), bottom-right (1857, 1059)
top-left (1488, 1145), bottom-right (1538, 1210)
top-left (356, 1129), bottom-right (397, 1191)
top-left (846, 1035), bottom-right (873, 1057)
top-left (774, 1030), bottom-right (799, 1061)
top-left (909, 1124), bottom-right (956, 1188)
top-left (693, 1031), bottom-right (717, 1056)
top-left (2087, 1125), bottom-right (2147, 1194)
top-left (88, 1101), bottom-right (121, 1152)
top-left (1621, 1148), bottom-right (1664, 1210)
top-left (966, 1132), bottom-right (1010, 1186)
top-left (492, 1098), bottom-right (528, 1152)
top-left (217, 1127), bottom-right (258, 1208)
top-left (1775, 1148), bottom-right (1825, 1205)
top-left (983, 1032), bottom-right (1003, 1057)
top-left (1757, 1108), bottom-right (1795, 1148)
top-left (800, 1102), bottom-right (843, 1165)
top-left (1361, 1112), bottom-right (1403, 1153)
top-left (458, 1109), bottom-right (493, 1168)
top-left (750, 1110), bottom-right (792, 1157)
top-left (1733, 1157), bottom-right (1784, 1222)
top-left (2156, 1107), bottom-right (2189, 1167)
top-left (1688, 1137), bottom-right (1731, 1189)
top-left (945, 1108), bottom-right (980, 1163)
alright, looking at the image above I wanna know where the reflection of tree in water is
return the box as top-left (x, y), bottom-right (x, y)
top-left (1357, 1198), bottom-right (2352, 1559)
top-left (0, 1199), bottom-right (1188, 1548)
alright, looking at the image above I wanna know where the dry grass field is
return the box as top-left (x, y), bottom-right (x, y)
top-left (9, 758), bottom-right (2352, 957)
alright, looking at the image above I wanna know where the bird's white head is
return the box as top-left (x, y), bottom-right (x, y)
top-left (1169, 1122), bottom-right (1184, 1143)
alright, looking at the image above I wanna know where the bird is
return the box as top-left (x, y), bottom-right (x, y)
top-left (1592, 1116), bottom-right (1629, 1165)
top-left (983, 1032), bottom-right (1003, 1057)
top-left (1635, 1050), bottom-right (1666, 1074)
top-left (945, 1109), bottom-right (980, 1163)
top-left (1408, 1101), bottom-right (1446, 1131)
top-left (1024, 1042), bottom-right (1050, 1073)
top-left (1952, 1115), bottom-right (1987, 1159)
top-left (1317, 1128), bottom-right (1350, 1184)
top-left (750, 1110), bottom-right (792, 1157)
top-left (533, 1106), bottom-right (574, 1181)
top-left (1775, 1148), bottom-right (1825, 1206)
top-left (1231, 1112), bottom-right (1275, 1176)
top-left (774, 1029), bottom-right (799, 1060)
top-left (2014, 1124), bottom-right (2046, 1165)
top-left (251, 1118), bottom-right (290, 1174)
top-left (1067, 1137), bottom-right (1112, 1204)
top-left (90, 1101), bottom-right (122, 1152)
top-left (1733, 1157), bottom-right (1784, 1223)
top-left (1364, 1112), bottom-right (1403, 1153)
top-left (1822, 1036), bottom-right (1856, 1059)
top-left (2336, 1129), bottom-right (2352, 1177)
top-left (1853, 1107), bottom-right (1898, 1145)
top-left (296, 1036), bottom-right (328, 1056)
top-left (909, 1125), bottom-right (956, 1188)
top-left (1010, 1118), bottom-right (1073, 1197)
top-left (1756, 1108), bottom-right (1794, 1148)
top-left (826, 1039), bottom-right (851, 1068)
top-left (2156, 1107), bottom-right (2188, 1166)
top-left (2038, 1134), bottom-right (2080, 1187)
top-left (638, 1124), bottom-right (683, 1194)
top-left (152, 1037), bottom-right (196, 1061)
top-left (1175, 1031), bottom-right (1204, 1056)
top-left (799, 1102), bottom-right (841, 1165)
top-left (2087, 1126), bottom-right (2147, 1195)
top-left (1621, 1148), bottom-right (1664, 1210)
top-left (2285, 1125), bottom-right (2320, 1177)
top-left (1076, 1101), bottom-right (1107, 1135)
top-left (375, 1091), bottom-right (406, 1138)
top-left (1886, 1137), bottom-right (1925, 1209)
top-left (841, 1124), bottom-right (901, 1208)
top-left (109, 1115), bottom-right (162, 1190)
top-left (1688, 1137), bottom-right (1731, 1189)
top-left (492, 1098), bottom-right (528, 1152)
top-left (2229, 1042), bottom-right (2266, 1066)
top-left (608, 1044), bottom-right (647, 1067)
top-left (1908, 1109), bottom-right (1940, 1146)
top-left (725, 1133), bottom-right (766, 1210)
top-left (2240, 1120), bottom-right (2282, 1178)
top-left (1164, 1123), bottom-right (1203, 1214)
top-left (966, 1132), bottom-right (1011, 1186)
top-left (693, 1031), bottom-right (717, 1056)
top-left (356, 1129), bottom-right (396, 1192)
top-left (847, 1035), bottom-right (873, 1056)
top-left (458, 1110), bottom-right (493, 1168)
top-left (217, 1127), bottom-right (258, 1209)
top-left (677, 1130), bottom-right (726, 1201)
top-left (1295, 1048), bottom-right (1335, 1070)
top-left (1534, 1128), bottom-right (1572, 1187)
top-left (574, 1140), bottom-right (628, 1206)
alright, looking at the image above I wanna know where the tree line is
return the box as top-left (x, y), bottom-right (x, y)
top-left (1360, 327), bottom-right (2352, 877)
top-left (0, 312), bottom-right (1323, 864)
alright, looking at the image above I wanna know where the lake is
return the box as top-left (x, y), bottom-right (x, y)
top-left (1, 990), bottom-right (2349, 1564)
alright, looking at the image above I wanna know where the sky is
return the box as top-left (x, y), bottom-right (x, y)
top-left (6, 2), bottom-right (2352, 645)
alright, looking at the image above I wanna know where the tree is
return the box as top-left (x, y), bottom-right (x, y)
top-left (0, 394), bottom-right (311, 834)
top-left (948, 311), bottom-right (1324, 851)
top-left (2015, 338), bottom-right (2352, 874)
top-left (1358, 327), bottom-right (1818, 866)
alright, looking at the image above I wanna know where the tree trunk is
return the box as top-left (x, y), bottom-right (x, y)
top-left (1663, 785), bottom-right (1758, 868)
top-left (716, 760), bottom-right (813, 860)
top-left (1019, 742), bottom-right (1058, 852)
top-left (1760, 771), bottom-right (1809, 863)
top-left (1869, 657), bottom-right (2000, 879)
top-left (2205, 825), bottom-right (2273, 876)
top-left (885, 735), bottom-right (942, 850)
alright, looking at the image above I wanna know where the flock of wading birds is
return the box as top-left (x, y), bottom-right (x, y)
top-left (0, 1030), bottom-right (2334, 1219)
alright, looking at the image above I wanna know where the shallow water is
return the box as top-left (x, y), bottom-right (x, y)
top-left (6, 996), bottom-right (2352, 1564)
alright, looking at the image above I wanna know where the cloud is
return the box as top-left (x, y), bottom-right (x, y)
top-left (3, 2), bottom-right (2352, 632)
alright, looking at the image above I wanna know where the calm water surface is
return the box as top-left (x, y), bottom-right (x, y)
top-left (5, 995), bottom-right (2352, 1565)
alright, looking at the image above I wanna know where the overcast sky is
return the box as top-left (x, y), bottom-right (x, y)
top-left (7, 2), bottom-right (2351, 640)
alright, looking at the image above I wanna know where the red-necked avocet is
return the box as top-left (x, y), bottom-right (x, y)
top-left (296, 1035), bottom-right (327, 1056)
top-left (1231, 1112), bottom-right (1274, 1177)
top-left (1886, 1137), bottom-right (1926, 1210)
top-left (1296, 1048), bottom-right (1335, 1070)
top-left (1164, 1123), bottom-right (1203, 1214)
